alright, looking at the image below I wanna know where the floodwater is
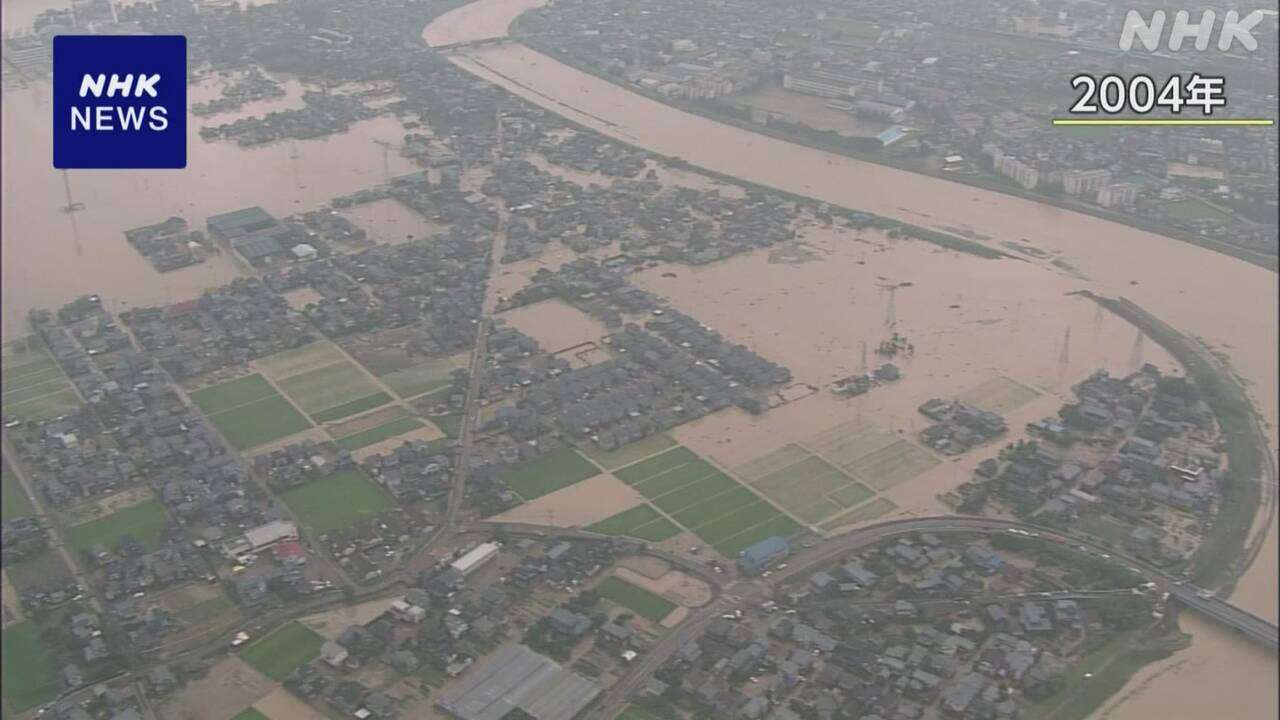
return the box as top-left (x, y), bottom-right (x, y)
top-left (422, 3), bottom-right (1278, 717)
top-left (1, 78), bottom-right (420, 334)
top-left (421, 0), bottom-right (544, 47)
top-left (1, 0), bottom-right (70, 32)
top-left (633, 226), bottom-right (1178, 472)
top-left (634, 226), bottom-right (1182, 527)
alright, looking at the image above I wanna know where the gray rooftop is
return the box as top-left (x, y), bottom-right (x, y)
top-left (437, 644), bottom-right (600, 720)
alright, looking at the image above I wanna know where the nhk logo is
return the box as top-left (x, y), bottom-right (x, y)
top-left (1119, 9), bottom-right (1270, 51)
top-left (53, 35), bottom-right (186, 169)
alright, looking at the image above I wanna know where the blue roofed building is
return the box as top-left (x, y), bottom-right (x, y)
top-left (876, 125), bottom-right (910, 148)
top-left (738, 535), bottom-right (790, 575)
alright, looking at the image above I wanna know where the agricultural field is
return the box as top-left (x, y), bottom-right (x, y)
top-left (820, 497), bottom-right (899, 532)
top-left (497, 447), bottom-right (600, 501)
top-left (1076, 514), bottom-right (1141, 547)
top-left (239, 621), bottom-right (325, 681)
top-left (578, 433), bottom-right (677, 471)
top-left (255, 342), bottom-right (394, 423)
top-left (1, 457), bottom-right (34, 521)
top-left (190, 374), bottom-right (312, 450)
top-left (844, 440), bottom-right (940, 491)
top-left (595, 576), bottom-right (676, 623)
top-left (618, 706), bottom-right (673, 720)
top-left (276, 362), bottom-right (390, 422)
top-left (278, 469), bottom-right (394, 534)
top-left (429, 412), bottom-right (463, 439)
top-left (959, 375), bottom-right (1042, 415)
top-left (614, 446), bottom-right (800, 557)
top-left (735, 447), bottom-right (876, 525)
top-left (1162, 197), bottom-right (1233, 223)
top-left (378, 351), bottom-right (468, 399)
top-left (829, 17), bottom-right (881, 40)
top-left (587, 504), bottom-right (681, 542)
top-left (801, 421), bottom-right (940, 492)
top-left (325, 405), bottom-right (438, 451)
top-left (1, 339), bottom-right (80, 422)
top-left (66, 498), bottom-right (169, 554)
top-left (4, 550), bottom-right (72, 596)
top-left (335, 417), bottom-right (426, 451)
top-left (1, 621), bottom-right (59, 712)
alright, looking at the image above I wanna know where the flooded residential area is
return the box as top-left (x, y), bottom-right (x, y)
top-left (1, 1), bottom-right (1276, 720)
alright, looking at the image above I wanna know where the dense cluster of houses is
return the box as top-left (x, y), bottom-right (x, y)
top-left (645, 532), bottom-right (1147, 720)
top-left (270, 535), bottom-right (629, 719)
top-left (918, 399), bottom-right (1008, 455)
top-left (123, 278), bottom-right (315, 379)
top-left (199, 90), bottom-right (381, 147)
top-left (519, 0), bottom-right (1278, 255)
top-left (7, 297), bottom-right (307, 664)
top-left (122, 217), bottom-right (208, 273)
top-left (959, 367), bottom-right (1221, 566)
top-left (480, 157), bottom-right (799, 264)
top-left (43, 679), bottom-right (149, 720)
top-left (191, 67), bottom-right (285, 117)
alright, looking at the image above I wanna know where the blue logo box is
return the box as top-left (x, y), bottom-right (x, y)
top-left (53, 35), bottom-right (187, 169)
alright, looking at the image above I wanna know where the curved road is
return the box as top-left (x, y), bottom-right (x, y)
top-left (579, 514), bottom-right (1278, 720)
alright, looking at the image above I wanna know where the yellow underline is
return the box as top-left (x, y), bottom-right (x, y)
top-left (1053, 118), bottom-right (1274, 127)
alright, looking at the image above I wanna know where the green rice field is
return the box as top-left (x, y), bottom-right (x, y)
top-left (335, 417), bottom-right (426, 451)
top-left (596, 576), bottom-right (677, 623)
top-left (279, 469), bottom-right (394, 534)
top-left (239, 622), bottom-right (325, 681)
top-left (613, 446), bottom-right (799, 557)
top-left (2, 340), bottom-right (80, 422)
top-left (587, 504), bottom-right (681, 542)
top-left (67, 498), bottom-right (169, 554)
top-left (190, 374), bottom-right (312, 449)
top-left (1, 621), bottom-right (59, 712)
top-left (497, 447), bottom-right (600, 500)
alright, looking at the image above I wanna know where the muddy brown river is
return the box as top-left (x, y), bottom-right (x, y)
top-left (420, 0), bottom-right (1280, 717)
top-left (0, 1), bottom-right (1272, 716)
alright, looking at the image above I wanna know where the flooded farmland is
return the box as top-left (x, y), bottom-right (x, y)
top-left (1, 78), bottom-right (420, 334)
top-left (421, 2), bottom-right (1278, 718)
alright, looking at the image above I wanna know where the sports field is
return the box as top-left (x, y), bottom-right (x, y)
top-left (279, 469), bottom-right (394, 534)
top-left (498, 447), bottom-right (600, 500)
top-left (587, 504), bottom-right (681, 542)
top-left (239, 621), bottom-right (325, 681)
top-left (67, 498), bottom-right (169, 554)
top-left (1, 621), bottom-right (59, 712)
top-left (2, 339), bottom-right (80, 422)
top-left (231, 710), bottom-right (271, 720)
top-left (596, 576), bottom-right (676, 623)
top-left (614, 446), bottom-right (799, 557)
top-left (735, 447), bottom-right (875, 525)
top-left (190, 374), bottom-right (312, 449)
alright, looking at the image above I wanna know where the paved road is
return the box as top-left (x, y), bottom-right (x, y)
top-left (1, 439), bottom-right (104, 615)
top-left (586, 514), bottom-right (1279, 718)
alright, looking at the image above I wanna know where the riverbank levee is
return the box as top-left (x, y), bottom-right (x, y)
top-left (420, 2), bottom-right (1277, 719)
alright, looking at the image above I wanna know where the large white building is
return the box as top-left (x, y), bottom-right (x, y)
top-left (451, 542), bottom-right (500, 576)
top-left (223, 520), bottom-right (299, 557)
